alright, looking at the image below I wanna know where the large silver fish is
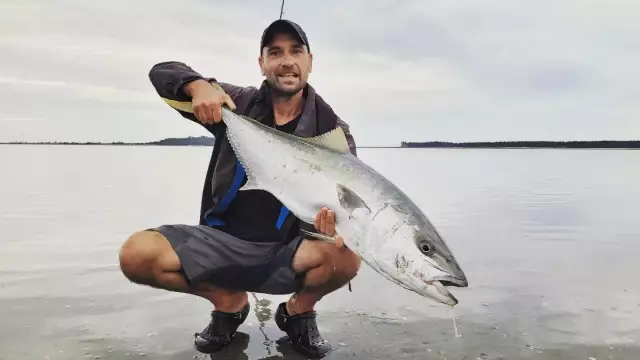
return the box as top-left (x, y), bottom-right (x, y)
top-left (164, 100), bottom-right (468, 306)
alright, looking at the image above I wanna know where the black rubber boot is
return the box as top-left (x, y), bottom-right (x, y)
top-left (194, 302), bottom-right (250, 353)
top-left (274, 302), bottom-right (332, 358)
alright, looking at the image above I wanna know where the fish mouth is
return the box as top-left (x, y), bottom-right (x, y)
top-left (431, 275), bottom-right (468, 288)
top-left (424, 279), bottom-right (459, 306)
top-left (424, 275), bottom-right (468, 307)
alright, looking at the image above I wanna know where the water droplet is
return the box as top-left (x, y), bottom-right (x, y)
top-left (450, 308), bottom-right (461, 338)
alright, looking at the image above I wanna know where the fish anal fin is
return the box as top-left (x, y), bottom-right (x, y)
top-left (237, 162), bottom-right (263, 192)
top-left (238, 179), bottom-right (262, 192)
top-left (336, 183), bottom-right (371, 217)
top-left (304, 127), bottom-right (351, 153)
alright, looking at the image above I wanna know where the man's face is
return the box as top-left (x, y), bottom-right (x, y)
top-left (259, 32), bottom-right (313, 97)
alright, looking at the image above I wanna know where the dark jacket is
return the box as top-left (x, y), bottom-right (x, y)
top-left (148, 61), bottom-right (358, 226)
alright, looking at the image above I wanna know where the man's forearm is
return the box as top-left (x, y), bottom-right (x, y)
top-left (148, 61), bottom-right (222, 133)
top-left (148, 61), bottom-right (215, 101)
top-left (184, 79), bottom-right (226, 98)
top-left (184, 79), bottom-right (212, 97)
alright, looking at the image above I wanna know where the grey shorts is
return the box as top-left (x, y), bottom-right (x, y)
top-left (149, 224), bottom-right (305, 295)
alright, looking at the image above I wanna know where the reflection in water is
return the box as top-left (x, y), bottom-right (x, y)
top-left (207, 293), bottom-right (309, 360)
top-left (251, 293), bottom-right (275, 356)
top-left (208, 332), bottom-right (250, 360)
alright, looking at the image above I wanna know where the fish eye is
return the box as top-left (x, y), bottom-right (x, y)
top-left (419, 241), bottom-right (432, 255)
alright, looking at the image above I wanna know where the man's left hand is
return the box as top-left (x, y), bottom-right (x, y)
top-left (314, 207), bottom-right (345, 248)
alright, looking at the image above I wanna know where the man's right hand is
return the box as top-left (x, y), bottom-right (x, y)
top-left (184, 79), bottom-right (236, 124)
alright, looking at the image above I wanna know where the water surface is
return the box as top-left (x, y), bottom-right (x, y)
top-left (1, 145), bottom-right (638, 359)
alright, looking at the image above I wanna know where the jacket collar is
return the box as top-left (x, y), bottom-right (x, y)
top-left (256, 80), bottom-right (318, 138)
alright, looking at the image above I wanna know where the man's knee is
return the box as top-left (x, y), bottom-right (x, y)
top-left (334, 248), bottom-right (361, 280)
top-left (118, 230), bottom-right (168, 284)
top-left (293, 239), bottom-right (361, 280)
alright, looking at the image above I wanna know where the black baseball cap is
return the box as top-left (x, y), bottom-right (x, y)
top-left (260, 19), bottom-right (310, 53)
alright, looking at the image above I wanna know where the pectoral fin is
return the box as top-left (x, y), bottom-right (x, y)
top-left (337, 183), bottom-right (371, 218)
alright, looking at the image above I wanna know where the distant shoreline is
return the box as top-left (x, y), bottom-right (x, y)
top-left (1, 137), bottom-right (638, 149)
top-left (401, 140), bottom-right (640, 149)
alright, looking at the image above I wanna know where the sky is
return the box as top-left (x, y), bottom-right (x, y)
top-left (0, 0), bottom-right (638, 146)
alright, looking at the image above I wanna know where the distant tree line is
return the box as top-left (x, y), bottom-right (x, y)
top-left (1, 136), bottom-right (216, 146)
top-left (400, 141), bottom-right (640, 149)
top-left (4, 138), bottom-right (639, 149)
top-left (149, 136), bottom-right (215, 146)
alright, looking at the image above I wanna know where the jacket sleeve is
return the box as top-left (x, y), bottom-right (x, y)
top-left (336, 117), bottom-right (358, 157)
top-left (147, 61), bottom-right (247, 134)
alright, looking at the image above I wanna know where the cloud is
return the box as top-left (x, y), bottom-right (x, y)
top-left (0, 0), bottom-right (638, 144)
top-left (0, 77), bottom-right (154, 104)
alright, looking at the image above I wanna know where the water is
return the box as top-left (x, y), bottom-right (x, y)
top-left (1, 145), bottom-right (639, 359)
top-left (451, 308), bottom-right (461, 338)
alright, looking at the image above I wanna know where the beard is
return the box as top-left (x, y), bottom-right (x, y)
top-left (266, 75), bottom-right (306, 99)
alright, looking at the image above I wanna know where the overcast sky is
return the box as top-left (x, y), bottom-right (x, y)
top-left (0, 0), bottom-right (638, 146)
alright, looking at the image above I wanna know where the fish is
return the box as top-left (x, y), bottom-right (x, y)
top-left (163, 99), bottom-right (469, 306)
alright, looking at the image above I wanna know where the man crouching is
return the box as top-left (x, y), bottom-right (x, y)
top-left (117, 19), bottom-right (361, 358)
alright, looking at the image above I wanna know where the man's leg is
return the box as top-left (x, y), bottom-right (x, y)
top-left (288, 237), bottom-right (361, 313)
top-left (118, 228), bottom-right (250, 353)
top-left (274, 208), bottom-right (362, 358)
top-left (118, 229), bottom-right (249, 311)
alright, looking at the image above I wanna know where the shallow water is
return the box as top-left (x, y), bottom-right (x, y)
top-left (1, 145), bottom-right (639, 359)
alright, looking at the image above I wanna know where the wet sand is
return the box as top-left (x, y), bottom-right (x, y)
top-left (1, 146), bottom-right (639, 359)
top-left (1, 264), bottom-right (638, 360)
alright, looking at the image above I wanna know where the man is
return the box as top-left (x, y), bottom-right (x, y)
top-left (118, 19), bottom-right (361, 358)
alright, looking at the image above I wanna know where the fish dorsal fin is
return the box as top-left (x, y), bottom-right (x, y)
top-left (303, 127), bottom-right (351, 153)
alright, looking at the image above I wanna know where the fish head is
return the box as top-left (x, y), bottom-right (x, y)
top-left (374, 220), bottom-right (468, 307)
